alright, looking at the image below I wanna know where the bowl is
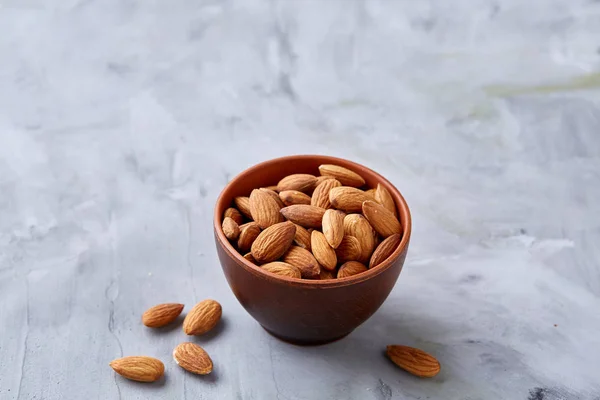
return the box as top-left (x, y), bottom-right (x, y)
top-left (213, 155), bottom-right (412, 345)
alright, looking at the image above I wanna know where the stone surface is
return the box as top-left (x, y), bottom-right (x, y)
top-left (1, 0), bottom-right (600, 399)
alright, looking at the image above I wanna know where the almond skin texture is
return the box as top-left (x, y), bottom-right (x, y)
top-left (183, 299), bottom-right (222, 336)
top-left (279, 190), bottom-right (312, 206)
top-left (365, 188), bottom-right (377, 199)
top-left (280, 205), bottom-right (326, 229)
top-left (293, 224), bottom-right (312, 251)
top-left (315, 175), bottom-right (332, 186)
top-left (234, 196), bottom-right (253, 219)
top-left (318, 164), bottom-right (366, 187)
top-left (322, 209), bottom-right (345, 249)
top-left (369, 233), bottom-right (401, 268)
top-left (277, 174), bottom-right (317, 193)
top-left (142, 303), bottom-right (184, 328)
top-left (310, 230), bottom-right (337, 271)
top-left (283, 246), bottom-right (321, 279)
top-left (250, 189), bottom-right (284, 229)
top-left (262, 261), bottom-right (302, 279)
top-left (343, 214), bottom-right (377, 264)
top-left (337, 261), bottom-right (367, 278)
top-left (251, 221), bottom-right (296, 263)
top-left (237, 222), bottom-right (261, 252)
top-left (375, 183), bottom-right (398, 218)
top-left (222, 217), bottom-right (240, 241)
top-left (243, 252), bottom-right (257, 263)
top-left (260, 187), bottom-right (285, 208)
top-left (320, 269), bottom-right (336, 280)
top-left (311, 178), bottom-right (342, 209)
top-left (362, 200), bottom-right (402, 237)
top-left (329, 187), bottom-right (372, 213)
top-left (335, 235), bottom-right (362, 263)
top-left (386, 345), bottom-right (441, 378)
top-left (224, 207), bottom-right (244, 225)
top-left (110, 356), bottom-right (164, 382)
top-left (173, 342), bottom-right (213, 375)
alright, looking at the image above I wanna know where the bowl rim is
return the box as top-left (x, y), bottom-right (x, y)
top-left (213, 154), bottom-right (412, 288)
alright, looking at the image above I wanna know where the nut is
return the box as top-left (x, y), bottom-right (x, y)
top-left (183, 299), bottom-right (222, 336)
top-left (386, 345), bottom-right (441, 378)
top-left (173, 342), bottom-right (213, 375)
top-left (142, 303), bottom-right (184, 328)
top-left (109, 356), bottom-right (164, 382)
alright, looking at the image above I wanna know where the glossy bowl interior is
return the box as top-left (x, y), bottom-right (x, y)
top-left (213, 155), bottom-right (412, 344)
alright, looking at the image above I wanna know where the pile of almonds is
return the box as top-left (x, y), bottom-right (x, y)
top-left (221, 164), bottom-right (403, 280)
top-left (109, 299), bottom-right (222, 382)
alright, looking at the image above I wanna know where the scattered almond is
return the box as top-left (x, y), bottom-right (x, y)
top-left (109, 356), bottom-right (164, 382)
top-left (283, 246), bottom-right (321, 279)
top-left (142, 303), bottom-right (184, 328)
top-left (311, 178), bottom-right (342, 209)
top-left (337, 261), bottom-right (367, 278)
top-left (183, 299), bottom-right (222, 336)
top-left (335, 235), bottom-right (362, 263)
top-left (369, 233), bottom-right (401, 268)
top-left (279, 190), bottom-right (312, 206)
top-left (224, 207), bottom-right (244, 225)
top-left (222, 217), bottom-right (240, 241)
top-left (386, 345), bottom-right (441, 378)
top-left (237, 222), bottom-right (261, 252)
top-left (375, 184), bottom-right (398, 218)
top-left (262, 261), bottom-right (302, 278)
top-left (277, 174), bottom-right (317, 193)
top-left (318, 164), bottom-right (365, 187)
top-left (293, 224), bottom-right (312, 251)
top-left (280, 205), bottom-right (325, 229)
top-left (362, 200), bottom-right (402, 237)
top-left (260, 187), bottom-right (285, 208)
top-left (322, 209), bottom-right (345, 249)
top-left (251, 221), bottom-right (296, 263)
top-left (173, 343), bottom-right (213, 375)
top-left (343, 214), bottom-right (377, 264)
top-left (329, 187), bottom-right (372, 213)
top-left (310, 230), bottom-right (337, 271)
top-left (250, 189), bottom-right (284, 229)
top-left (234, 196), bottom-right (253, 219)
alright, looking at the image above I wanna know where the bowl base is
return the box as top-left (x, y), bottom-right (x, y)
top-left (261, 325), bottom-right (352, 346)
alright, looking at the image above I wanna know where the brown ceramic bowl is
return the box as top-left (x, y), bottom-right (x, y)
top-left (213, 155), bottom-right (411, 345)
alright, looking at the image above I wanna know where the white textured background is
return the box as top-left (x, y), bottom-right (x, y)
top-left (1, 0), bottom-right (600, 399)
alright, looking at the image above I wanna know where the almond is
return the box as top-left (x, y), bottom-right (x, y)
top-left (224, 207), bottom-right (244, 225)
top-left (343, 214), bottom-right (377, 264)
top-left (183, 299), bottom-right (222, 336)
top-left (362, 200), bottom-right (402, 237)
top-left (262, 261), bottom-right (302, 278)
top-left (315, 175), bottom-right (332, 186)
top-left (375, 183), bottom-right (398, 218)
top-left (250, 189), bottom-right (284, 229)
top-left (109, 356), bottom-right (164, 382)
top-left (173, 342), bottom-right (213, 375)
top-left (237, 222), bottom-right (261, 252)
top-left (279, 190), bottom-right (311, 206)
top-left (263, 185), bottom-right (279, 193)
top-left (142, 303), bottom-right (184, 328)
top-left (335, 235), bottom-right (362, 263)
top-left (283, 246), bottom-right (320, 279)
top-left (365, 188), bottom-right (377, 199)
top-left (243, 252), bottom-right (257, 263)
top-left (260, 187), bottom-right (285, 208)
top-left (386, 345), bottom-right (441, 378)
top-left (337, 261), bottom-right (367, 278)
top-left (318, 164), bottom-right (365, 187)
top-left (277, 174), bottom-right (317, 193)
top-left (320, 269), bottom-right (336, 280)
top-left (369, 233), bottom-right (401, 268)
top-left (222, 217), bottom-right (240, 241)
top-left (329, 187), bottom-right (371, 213)
top-left (280, 205), bottom-right (325, 229)
top-left (234, 196), bottom-right (252, 219)
top-left (322, 209), bottom-right (345, 249)
top-left (293, 224), bottom-right (312, 251)
top-left (251, 221), bottom-right (296, 263)
top-left (310, 230), bottom-right (337, 271)
top-left (311, 178), bottom-right (342, 209)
